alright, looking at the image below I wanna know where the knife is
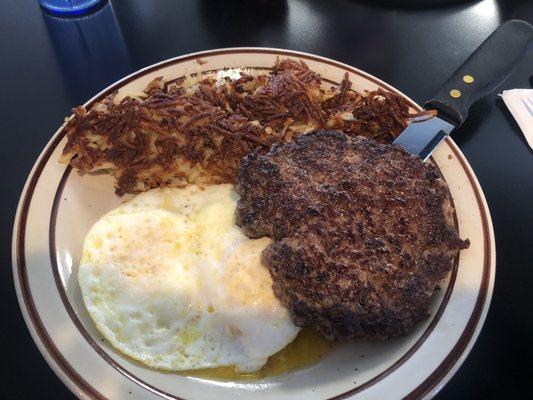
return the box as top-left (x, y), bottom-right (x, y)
top-left (394, 19), bottom-right (533, 160)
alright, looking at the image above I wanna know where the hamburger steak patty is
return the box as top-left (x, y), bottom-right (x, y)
top-left (235, 130), bottom-right (470, 341)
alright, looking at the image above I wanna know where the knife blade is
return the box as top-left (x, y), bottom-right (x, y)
top-left (393, 116), bottom-right (455, 161)
top-left (392, 20), bottom-right (533, 160)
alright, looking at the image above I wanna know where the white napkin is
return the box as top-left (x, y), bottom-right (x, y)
top-left (500, 89), bottom-right (533, 150)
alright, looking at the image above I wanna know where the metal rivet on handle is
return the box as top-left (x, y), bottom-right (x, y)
top-left (450, 89), bottom-right (461, 98)
top-left (463, 75), bottom-right (474, 84)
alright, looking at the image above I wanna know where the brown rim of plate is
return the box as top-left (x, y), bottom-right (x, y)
top-left (14, 48), bottom-right (492, 400)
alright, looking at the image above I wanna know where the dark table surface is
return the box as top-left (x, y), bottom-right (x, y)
top-left (1, 0), bottom-right (532, 399)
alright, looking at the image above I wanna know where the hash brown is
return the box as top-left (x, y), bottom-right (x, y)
top-left (60, 59), bottom-right (417, 194)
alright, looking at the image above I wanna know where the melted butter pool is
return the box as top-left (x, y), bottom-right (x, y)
top-left (183, 328), bottom-right (333, 380)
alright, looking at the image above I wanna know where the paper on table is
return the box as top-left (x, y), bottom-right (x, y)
top-left (500, 89), bottom-right (533, 150)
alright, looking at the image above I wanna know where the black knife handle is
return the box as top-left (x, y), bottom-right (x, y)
top-left (425, 20), bottom-right (533, 126)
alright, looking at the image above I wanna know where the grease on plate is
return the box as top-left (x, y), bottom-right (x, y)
top-left (184, 328), bottom-right (333, 380)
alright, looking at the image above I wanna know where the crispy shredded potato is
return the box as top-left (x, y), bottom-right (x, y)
top-left (61, 58), bottom-right (418, 194)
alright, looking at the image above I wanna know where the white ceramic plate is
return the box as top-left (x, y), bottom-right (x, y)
top-left (12, 48), bottom-right (495, 400)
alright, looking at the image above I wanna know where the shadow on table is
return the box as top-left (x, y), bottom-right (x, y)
top-left (41, 0), bottom-right (133, 105)
top-left (353, 0), bottom-right (478, 11)
top-left (197, 0), bottom-right (288, 45)
top-left (495, 98), bottom-right (533, 152)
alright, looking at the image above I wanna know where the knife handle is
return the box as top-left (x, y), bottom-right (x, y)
top-left (425, 20), bottom-right (533, 126)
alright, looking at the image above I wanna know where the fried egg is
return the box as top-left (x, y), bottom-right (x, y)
top-left (78, 184), bottom-right (300, 372)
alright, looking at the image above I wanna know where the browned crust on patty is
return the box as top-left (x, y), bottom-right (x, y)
top-left (235, 130), bottom-right (469, 341)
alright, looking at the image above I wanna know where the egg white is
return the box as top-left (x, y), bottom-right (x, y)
top-left (78, 184), bottom-right (300, 372)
